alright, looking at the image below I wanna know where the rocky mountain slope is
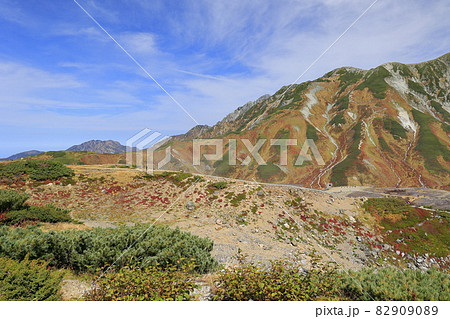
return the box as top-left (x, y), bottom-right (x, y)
top-left (67, 140), bottom-right (126, 154)
top-left (156, 53), bottom-right (450, 189)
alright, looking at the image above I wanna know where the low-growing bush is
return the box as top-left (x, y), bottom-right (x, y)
top-left (213, 254), bottom-right (339, 301)
top-left (339, 267), bottom-right (450, 301)
top-left (0, 224), bottom-right (217, 273)
top-left (2, 205), bottom-right (73, 225)
top-left (0, 257), bottom-right (63, 301)
top-left (0, 159), bottom-right (74, 181)
top-left (87, 262), bottom-right (198, 301)
top-left (0, 189), bottom-right (74, 225)
top-left (211, 181), bottom-right (227, 190)
top-left (0, 189), bottom-right (29, 213)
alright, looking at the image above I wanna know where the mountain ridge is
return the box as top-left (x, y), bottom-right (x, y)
top-left (0, 150), bottom-right (43, 161)
top-left (66, 140), bottom-right (126, 154)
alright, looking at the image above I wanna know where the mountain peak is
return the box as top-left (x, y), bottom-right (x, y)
top-left (67, 140), bottom-right (126, 154)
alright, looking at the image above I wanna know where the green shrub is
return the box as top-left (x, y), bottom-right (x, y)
top-left (87, 263), bottom-right (198, 301)
top-left (0, 190), bottom-right (74, 225)
top-left (0, 257), bottom-right (63, 301)
top-left (211, 181), bottom-right (227, 189)
top-left (0, 159), bottom-right (74, 181)
top-left (2, 205), bottom-right (73, 225)
top-left (0, 224), bottom-right (217, 273)
top-left (213, 254), bottom-right (339, 301)
top-left (0, 189), bottom-right (29, 213)
top-left (339, 267), bottom-right (450, 301)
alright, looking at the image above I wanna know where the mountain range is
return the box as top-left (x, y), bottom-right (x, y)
top-left (1, 140), bottom-right (127, 161)
top-left (153, 53), bottom-right (450, 189)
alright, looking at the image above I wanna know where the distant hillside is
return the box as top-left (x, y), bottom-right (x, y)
top-left (67, 140), bottom-right (126, 154)
top-left (0, 150), bottom-right (43, 161)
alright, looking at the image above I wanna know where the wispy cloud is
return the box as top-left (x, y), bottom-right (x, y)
top-left (119, 32), bottom-right (158, 55)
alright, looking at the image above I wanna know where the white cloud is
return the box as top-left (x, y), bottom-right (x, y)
top-left (0, 62), bottom-right (82, 98)
top-left (120, 32), bottom-right (158, 55)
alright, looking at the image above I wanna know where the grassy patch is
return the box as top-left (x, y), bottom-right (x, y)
top-left (356, 66), bottom-right (390, 99)
top-left (383, 117), bottom-right (407, 139)
top-left (257, 162), bottom-right (286, 181)
top-left (411, 109), bottom-right (450, 174)
top-left (213, 151), bottom-right (233, 176)
top-left (230, 193), bottom-right (246, 207)
top-left (378, 136), bottom-right (392, 152)
top-left (336, 95), bottom-right (349, 111)
top-left (330, 113), bottom-right (346, 126)
top-left (306, 123), bottom-right (319, 141)
top-left (391, 63), bottom-right (413, 77)
top-left (407, 79), bottom-right (428, 96)
top-left (275, 128), bottom-right (290, 140)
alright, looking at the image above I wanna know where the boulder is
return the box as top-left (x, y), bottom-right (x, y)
top-left (186, 201), bottom-right (195, 210)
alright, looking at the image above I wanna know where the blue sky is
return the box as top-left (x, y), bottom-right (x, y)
top-left (0, 0), bottom-right (449, 157)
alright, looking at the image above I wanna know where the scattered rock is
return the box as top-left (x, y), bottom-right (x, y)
top-left (186, 201), bottom-right (195, 210)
